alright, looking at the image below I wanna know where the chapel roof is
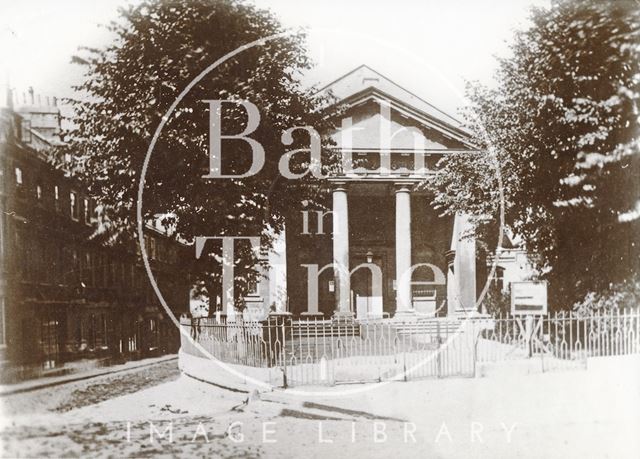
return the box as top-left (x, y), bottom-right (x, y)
top-left (317, 64), bottom-right (463, 130)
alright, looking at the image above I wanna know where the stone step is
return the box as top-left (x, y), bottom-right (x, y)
top-left (291, 321), bottom-right (360, 339)
top-left (392, 319), bottom-right (463, 337)
top-left (289, 318), bottom-right (465, 339)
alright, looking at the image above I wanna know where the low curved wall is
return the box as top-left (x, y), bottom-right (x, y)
top-left (178, 349), bottom-right (284, 393)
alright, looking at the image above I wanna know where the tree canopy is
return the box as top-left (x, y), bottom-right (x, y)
top-left (63, 0), bottom-right (338, 307)
top-left (429, 0), bottom-right (640, 307)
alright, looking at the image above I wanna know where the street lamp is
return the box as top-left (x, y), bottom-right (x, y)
top-left (366, 249), bottom-right (374, 264)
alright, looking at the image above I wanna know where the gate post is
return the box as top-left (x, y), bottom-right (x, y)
top-left (261, 313), bottom-right (292, 388)
top-left (525, 316), bottom-right (534, 358)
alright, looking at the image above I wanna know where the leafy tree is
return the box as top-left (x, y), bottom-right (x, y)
top-left (62, 0), bottom-right (337, 308)
top-left (483, 287), bottom-right (511, 318)
top-left (574, 272), bottom-right (640, 315)
top-left (429, 0), bottom-right (640, 308)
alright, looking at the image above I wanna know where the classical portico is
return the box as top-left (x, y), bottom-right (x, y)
top-left (326, 177), bottom-right (477, 320)
top-left (330, 179), bottom-right (420, 320)
top-left (280, 65), bottom-right (480, 320)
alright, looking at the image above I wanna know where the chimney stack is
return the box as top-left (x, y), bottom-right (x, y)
top-left (17, 87), bottom-right (62, 141)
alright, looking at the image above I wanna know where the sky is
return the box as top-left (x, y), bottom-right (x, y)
top-left (0, 0), bottom-right (550, 117)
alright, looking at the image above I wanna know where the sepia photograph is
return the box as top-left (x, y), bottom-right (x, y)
top-left (0, 0), bottom-right (638, 457)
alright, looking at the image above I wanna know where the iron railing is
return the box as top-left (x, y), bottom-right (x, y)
top-left (477, 309), bottom-right (640, 361)
top-left (180, 309), bottom-right (640, 387)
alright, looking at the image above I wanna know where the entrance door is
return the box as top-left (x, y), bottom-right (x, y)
top-left (39, 314), bottom-right (60, 369)
top-left (351, 256), bottom-right (384, 320)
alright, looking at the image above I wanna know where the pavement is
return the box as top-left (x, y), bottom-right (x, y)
top-left (0, 354), bottom-right (178, 396)
top-left (0, 354), bottom-right (638, 458)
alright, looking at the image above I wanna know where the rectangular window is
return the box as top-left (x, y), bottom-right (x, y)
top-left (110, 260), bottom-right (117, 286)
top-left (71, 248), bottom-right (79, 282)
top-left (94, 252), bottom-right (107, 287)
top-left (28, 240), bottom-right (35, 282)
top-left (78, 249), bottom-right (85, 283)
top-left (54, 185), bottom-right (60, 212)
top-left (21, 120), bottom-right (31, 143)
top-left (14, 167), bottom-right (23, 186)
top-left (100, 314), bottom-right (108, 349)
top-left (89, 252), bottom-right (96, 286)
top-left (104, 254), bottom-right (110, 287)
top-left (14, 231), bottom-right (24, 277)
top-left (61, 247), bottom-right (71, 284)
top-left (130, 264), bottom-right (136, 288)
top-left (84, 252), bottom-right (92, 285)
top-left (494, 267), bottom-right (505, 292)
top-left (54, 245), bottom-right (63, 284)
top-left (36, 184), bottom-right (42, 200)
top-left (83, 198), bottom-right (91, 225)
top-left (89, 314), bottom-right (96, 350)
top-left (70, 191), bottom-right (79, 220)
top-left (92, 252), bottom-right (100, 287)
top-left (149, 237), bottom-right (157, 259)
top-left (46, 245), bottom-right (54, 284)
top-left (247, 279), bottom-right (259, 296)
top-left (34, 239), bottom-right (44, 282)
top-left (121, 262), bottom-right (126, 286)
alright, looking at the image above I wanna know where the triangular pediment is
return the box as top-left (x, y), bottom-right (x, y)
top-left (319, 65), bottom-right (473, 150)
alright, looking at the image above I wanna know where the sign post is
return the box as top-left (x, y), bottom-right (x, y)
top-left (511, 281), bottom-right (548, 357)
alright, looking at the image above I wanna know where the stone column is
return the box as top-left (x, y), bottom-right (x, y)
top-left (453, 213), bottom-right (477, 315)
top-left (332, 183), bottom-right (353, 320)
top-left (395, 184), bottom-right (414, 318)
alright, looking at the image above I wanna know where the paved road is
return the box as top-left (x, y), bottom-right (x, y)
top-left (0, 366), bottom-right (412, 458)
top-left (0, 357), bottom-right (414, 458)
top-left (0, 358), bottom-right (180, 416)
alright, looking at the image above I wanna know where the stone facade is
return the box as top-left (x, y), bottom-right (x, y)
top-left (0, 90), bottom-right (189, 381)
